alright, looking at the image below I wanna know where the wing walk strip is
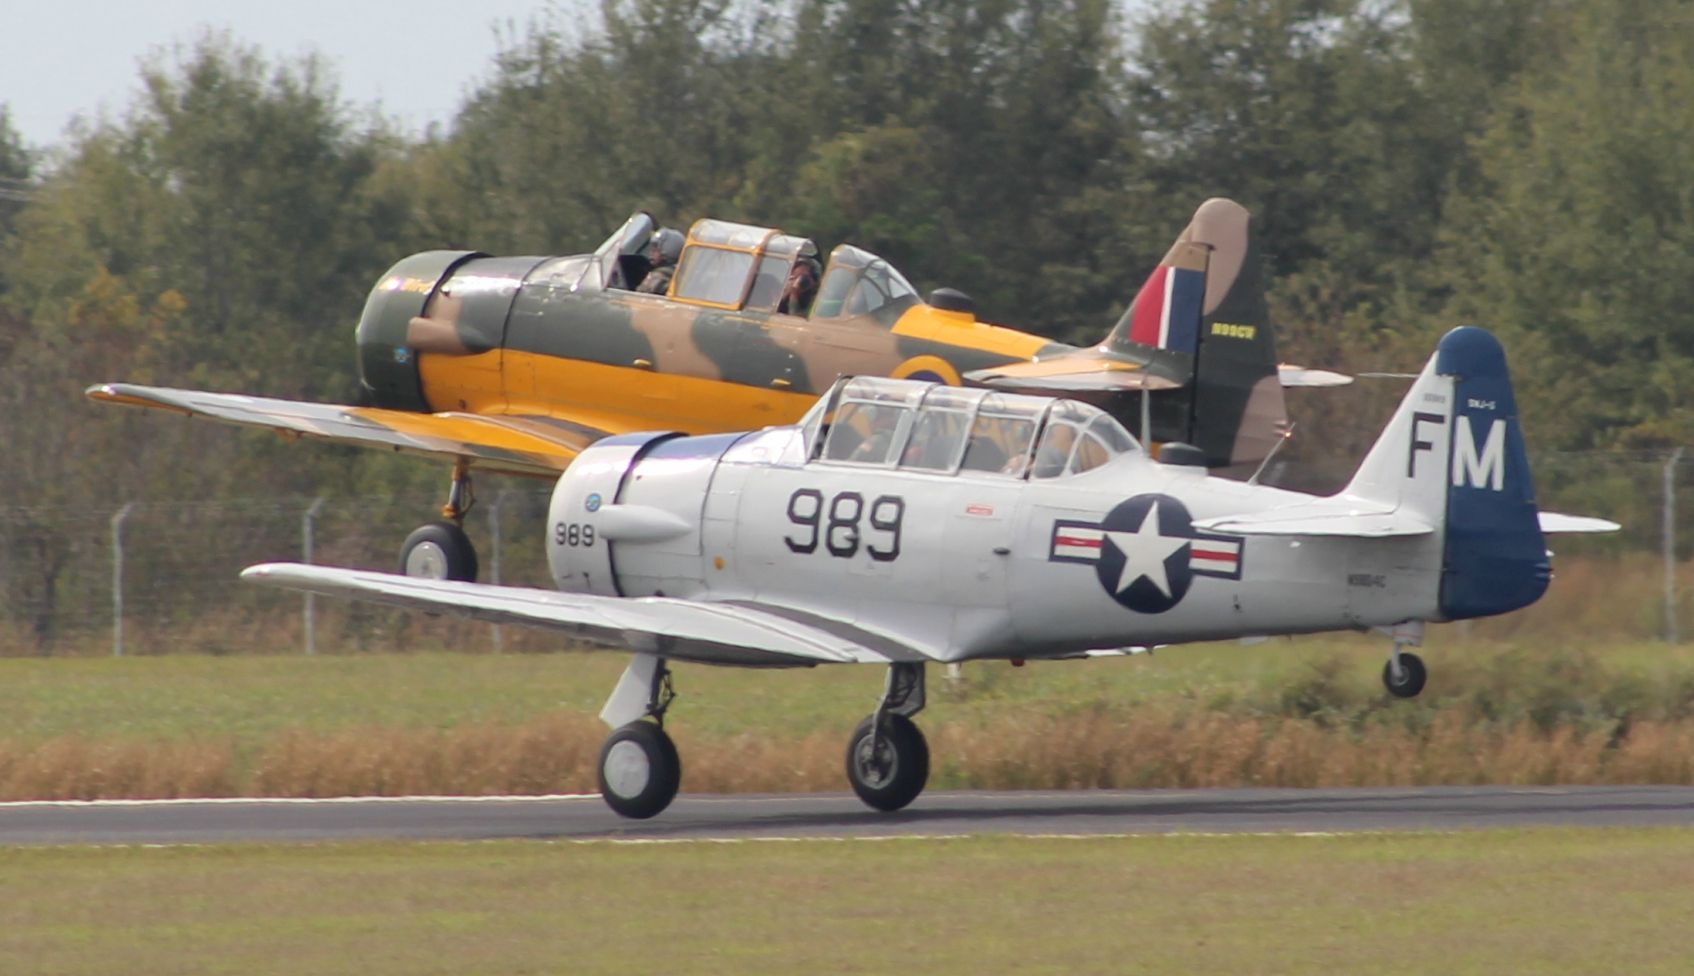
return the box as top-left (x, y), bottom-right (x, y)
top-left (665, 601), bottom-right (864, 663)
top-left (716, 601), bottom-right (929, 663)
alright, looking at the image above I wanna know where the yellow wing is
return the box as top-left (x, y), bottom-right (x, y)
top-left (86, 383), bottom-right (625, 477)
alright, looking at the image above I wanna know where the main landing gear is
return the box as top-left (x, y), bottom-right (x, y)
top-left (1381, 621), bottom-right (1427, 699)
top-left (596, 655), bottom-right (681, 820)
top-left (845, 662), bottom-right (929, 813)
top-left (399, 460), bottom-right (479, 582)
top-left (590, 658), bottom-right (932, 820)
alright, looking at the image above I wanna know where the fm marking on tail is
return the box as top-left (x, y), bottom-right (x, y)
top-left (1408, 412), bottom-right (1444, 477)
top-left (1452, 416), bottom-right (1506, 491)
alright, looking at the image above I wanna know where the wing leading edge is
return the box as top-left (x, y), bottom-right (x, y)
top-left (241, 563), bottom-right (924, 666)
top-left (87, 383), bottom-right (614, 477)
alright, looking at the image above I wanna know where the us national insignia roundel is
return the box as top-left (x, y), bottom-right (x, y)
top-left (1049, 494), bottom-right (1243, 614)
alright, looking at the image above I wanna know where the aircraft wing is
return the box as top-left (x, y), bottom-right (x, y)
top-left (241, 563), bottom-right (925, 666)
top-left (87, 383), bottom-right (613, 477)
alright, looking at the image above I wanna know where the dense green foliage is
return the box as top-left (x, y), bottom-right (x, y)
top-left (1, 0), bottom-right (1692, 649)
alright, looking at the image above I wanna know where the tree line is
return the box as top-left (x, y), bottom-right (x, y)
top-left (2, 0), bottom-right (1692, 646)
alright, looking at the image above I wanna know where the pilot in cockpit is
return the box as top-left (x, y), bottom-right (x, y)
top-left (636, 228), bottom-right (685, 294)
top-left (778, 256), bottom-right (821, 316)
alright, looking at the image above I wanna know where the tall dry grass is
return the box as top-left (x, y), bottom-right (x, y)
top-left (3, 706), bottom-right (1693, 801)
top-left (0, 737), bottom-right (237, 799)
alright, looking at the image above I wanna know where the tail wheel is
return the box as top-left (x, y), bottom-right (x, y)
top-left (1383, 651), bottom-right (1428, 698)
top-left (845, 713), bottom-right (929, 812)
top-left (597, 721), bottom-right (681, 820)
top-left (399, 521), bottom-right (478, 582)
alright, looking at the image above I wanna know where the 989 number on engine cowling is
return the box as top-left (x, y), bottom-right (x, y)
top-left (553, 522), bottom-right (596, 548)
top-left (784, 489), bottom-right (904, 562)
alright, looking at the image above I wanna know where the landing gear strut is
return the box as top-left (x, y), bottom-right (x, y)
top-left (399, 460), bottom-right (478, 581)
top-left (846, 662), bottom-right (929, 812)
top-left (1381, 621), bottom-right (1427, 698)
top-left (596, 655), bottom-right (681, 819)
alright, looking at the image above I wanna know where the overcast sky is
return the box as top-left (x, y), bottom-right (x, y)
top-left (3, 0), bottom-right (567, 151)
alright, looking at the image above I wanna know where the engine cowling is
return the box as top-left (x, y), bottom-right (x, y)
top-left (356, 251), bottom-right (547, 412)
top-left (547, 432), bottom-right (748, 598)
top-left (355, 251), bottom-right (483, 411)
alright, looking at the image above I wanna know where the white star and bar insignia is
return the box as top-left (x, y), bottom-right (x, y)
top-left (1049, 494), bottom-right (1244, 614)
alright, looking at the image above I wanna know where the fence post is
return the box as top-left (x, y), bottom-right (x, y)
top-left (489, 490), bottom-right (508, 651)
top-left (110, 502), bottom-right (135, 657)
top-left (1665, 449), bottom-right (1683, 644)
top-left (303, 497), bottom-right (326, 655)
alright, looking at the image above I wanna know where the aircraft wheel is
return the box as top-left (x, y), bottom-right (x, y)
top-left (399, 521), bottom-right (478, 582)
top-left (1383, 651), bottom-right (1428, 699)
top-left (845, 713), bottom-right (929, 812)
top-left (597, 721), bottom-right (681, 820)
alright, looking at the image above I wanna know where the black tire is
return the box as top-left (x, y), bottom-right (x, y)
top-left (399, 521), bottom-right (478, 582)
top-left (597, 721), bottom-right (682, 820)
top-left (1383, 651), bottom-right (1428, 698)
top-left (845, 713), bottom-right (929, 812)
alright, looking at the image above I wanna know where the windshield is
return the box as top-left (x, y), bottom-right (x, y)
top-left (1026, 400), bottom-right (1139, 478)
top-left (591, 212), bottom-right (656, 289)
top-left (801, 377), bottom-right (1139, 476)
top-left (813, 245), bottom-right (921, 324)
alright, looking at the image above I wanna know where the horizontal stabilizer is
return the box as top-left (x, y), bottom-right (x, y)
top-left (1194, 503), bottom-right (1435, 538)
top-left (965, 351), bottom-right (1185, 394)
top-left (87, 383), bottom-right (610, 477)
top-left (1538, 512), bottom-right (1621, 534)
top-left (1277, 364), bottom-right (1354, 388)
top-left (242, 563), bottom-right (923, 666)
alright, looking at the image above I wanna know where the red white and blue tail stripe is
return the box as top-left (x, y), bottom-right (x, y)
top-left (1125, 265), bottom-right (1206, 354)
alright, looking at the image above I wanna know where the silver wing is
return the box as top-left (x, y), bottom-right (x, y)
top-left (241, 563), bottom-right (927, 666)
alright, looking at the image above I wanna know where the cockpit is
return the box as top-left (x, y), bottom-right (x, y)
top-left (798, 377), bottom-right (1141, 479)
top-left (578, 213), bottom-right (924, 326)
top-left (809, 245), bottom-right (921, 325)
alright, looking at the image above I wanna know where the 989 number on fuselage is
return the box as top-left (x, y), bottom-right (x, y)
top-left (785, 489), bottom-right (904, 562)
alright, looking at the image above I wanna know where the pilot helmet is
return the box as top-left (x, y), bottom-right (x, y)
top-left (649, 228), bottom-right (685, 265)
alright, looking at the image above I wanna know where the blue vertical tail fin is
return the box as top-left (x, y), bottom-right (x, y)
top-left (1344, 326), bottom-right (1549, 620)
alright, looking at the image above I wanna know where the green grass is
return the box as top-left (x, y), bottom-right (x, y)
top-left (1, 830), bottom-right (1691, 975)
top-left (3, 636), bottom-right (1693, 747)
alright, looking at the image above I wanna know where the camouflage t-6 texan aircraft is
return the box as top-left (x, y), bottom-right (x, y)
top-left (88, 198), bottom-right (1346, 581)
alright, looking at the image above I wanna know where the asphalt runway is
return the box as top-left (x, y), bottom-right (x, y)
top-left (1, 785), bottom-right (1692, 846)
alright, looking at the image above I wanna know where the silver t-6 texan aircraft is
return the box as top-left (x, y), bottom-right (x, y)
top-left (245, 326), bottom-right (1616, 819)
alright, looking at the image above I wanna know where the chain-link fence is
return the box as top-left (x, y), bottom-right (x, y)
top-left (0, 452), bottom-right (1686, 657)
top-left (0, 489), bottom-right (557, 656)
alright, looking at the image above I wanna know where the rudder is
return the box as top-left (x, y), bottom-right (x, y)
top-left (1436, 327), bottom-right (1548, 619)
